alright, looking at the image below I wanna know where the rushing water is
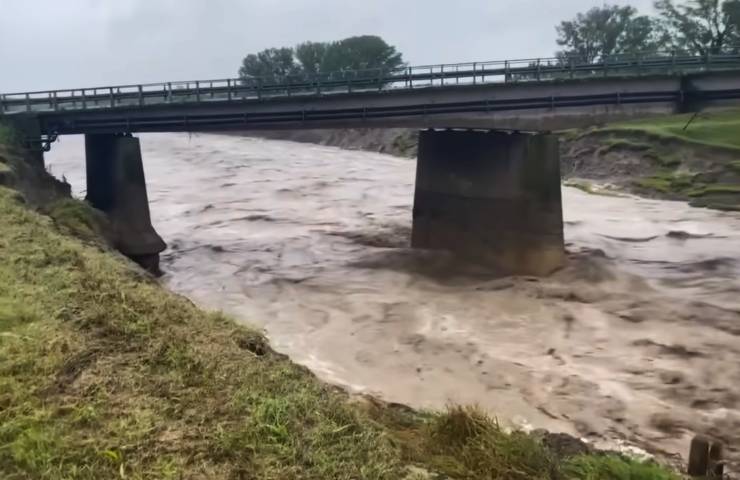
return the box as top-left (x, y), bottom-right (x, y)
top-left (47, 133), bottom-right (740, 465)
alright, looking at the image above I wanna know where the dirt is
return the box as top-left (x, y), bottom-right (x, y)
top-left (238, 128), bottom-right (419, 158)
top-left (0, 144), bottom-right (71, 207)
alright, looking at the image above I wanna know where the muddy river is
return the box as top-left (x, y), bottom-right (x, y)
top-left (47, 132), bottom-right (740, 467)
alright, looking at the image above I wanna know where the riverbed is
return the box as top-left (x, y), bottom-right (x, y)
top-left (47, 132), bottom-right (740, 467)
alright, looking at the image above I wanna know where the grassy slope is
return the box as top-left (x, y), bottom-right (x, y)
top-left (0, 144), bottom-right (679, 479)
top-left (565, 109), bottom-right (740, 210)
top-left (603, 109), bottom-right (740, 151)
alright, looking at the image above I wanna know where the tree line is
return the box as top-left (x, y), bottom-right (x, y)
top-left (557, 0), bottom-right (740, 63)
top-left (238, 35), bottom-right (405, 84)
top-left (238, 0), bottom-right (740, 83)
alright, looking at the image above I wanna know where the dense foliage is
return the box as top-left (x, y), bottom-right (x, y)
top-left (238, 35), bottom-right (405, 84)
top-left (557, 0), bottom-right (740, 62)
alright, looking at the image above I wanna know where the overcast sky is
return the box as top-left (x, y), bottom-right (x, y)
top-left (0, 0), bottom-right (657, 93)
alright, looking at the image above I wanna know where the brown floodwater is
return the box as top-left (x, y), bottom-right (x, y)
top-left (47, 132), bottom-right (740, 468)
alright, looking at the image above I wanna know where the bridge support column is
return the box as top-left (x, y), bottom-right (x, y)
top-left (85, 134), bottom-right (166, 274)
top-left (411, 129), bottom-right (564, 276)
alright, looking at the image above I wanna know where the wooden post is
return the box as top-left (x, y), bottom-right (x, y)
top-left (688, 435), bottom-right (710, 476)
top-left (708, 442), bottom-right (724, 478)
top-left (688, 435), bottom-right (724, 478)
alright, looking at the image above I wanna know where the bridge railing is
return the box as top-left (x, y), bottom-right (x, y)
top-left (2, 48), bottom-right (740, 115)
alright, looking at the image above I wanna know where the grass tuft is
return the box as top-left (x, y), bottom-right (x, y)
top-left (423, 406), bottom-right (557, 479)
top-left (45, 198), bottom-right (111, 245)
top-left (563, 454), bottom-right (680, 480)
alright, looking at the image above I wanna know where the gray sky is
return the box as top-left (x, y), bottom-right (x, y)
top-left (0, 0), bottom-right (656, 93)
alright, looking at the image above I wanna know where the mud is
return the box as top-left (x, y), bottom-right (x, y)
top-left (47, 133), bottom-right (740, 470)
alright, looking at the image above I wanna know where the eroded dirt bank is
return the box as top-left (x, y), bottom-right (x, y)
top-left (239, 128), bottom-right (419, 158)
top-left (47, 133), bottom-right (740, 470)
top-left (244, 126), bottom-right (740, 211)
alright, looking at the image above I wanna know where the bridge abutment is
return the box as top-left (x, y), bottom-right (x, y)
top-left (85, 134), bottom-right (166, 274)
top-left (7, 115), bottom-right (45, 166)
top-left (411, 129), bottom-right (564, 276)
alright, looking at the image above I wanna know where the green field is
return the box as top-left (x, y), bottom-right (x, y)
top-left (604, 109), bottom-right (740, 151)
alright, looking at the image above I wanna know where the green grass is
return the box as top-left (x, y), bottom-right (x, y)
top-left (727, 161), bottom-right (740, 174)
top-left (604, 109), bottom-right (740, 151)
top-left (44, 198), bottom-right (112, 244)
top-left (422, 406), bottom-right (556, 479)
top-left (564, 455), bottom-right (680, 480)
top-left (687, 183), bottom-right (740, 197)
top-left (577, 111), bottom-right (740, 206)
top-left (0, 184), bottom-right (407, 479)
top-left (633, 172), bottom-right (699, 195)
top-left (0, 145), bottom-right (681, 479)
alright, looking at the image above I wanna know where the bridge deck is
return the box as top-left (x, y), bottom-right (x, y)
top-left (3, 51), bottom-right (739, 114)
top-left (3, 51), bottom-right (740, 134)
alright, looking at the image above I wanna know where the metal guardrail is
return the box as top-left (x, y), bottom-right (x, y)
top-left (2, 50), bottom-right (740, 115)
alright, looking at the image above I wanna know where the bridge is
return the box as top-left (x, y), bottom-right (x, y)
top-left (3, 51), bottom-right (740, 135)
top-left (4, 50), bottom-right (740, 275)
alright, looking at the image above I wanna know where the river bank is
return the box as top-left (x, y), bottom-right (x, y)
top-left (40, 132), bottom-right (740, 476)
top-left (0, 134), bottom-right (680, 478)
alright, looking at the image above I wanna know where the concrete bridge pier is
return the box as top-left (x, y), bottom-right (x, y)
top-left (85, 134), bottom-right (166, 274)
top-left (411, 129), bottom-right (565, 276)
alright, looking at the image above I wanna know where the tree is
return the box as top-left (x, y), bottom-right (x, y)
top-left (556, 5), bottom-right (663, 63)
top-left (238, 47), bottom-right (301, 84)
top-left (321, 35), bottom-right (405, 74)
top-left (238, 36), bottom-right (406, 87)
top-left (295, 41), bottom-right (329, 76)
top-left (654, 0), bottom-right (740, 54)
